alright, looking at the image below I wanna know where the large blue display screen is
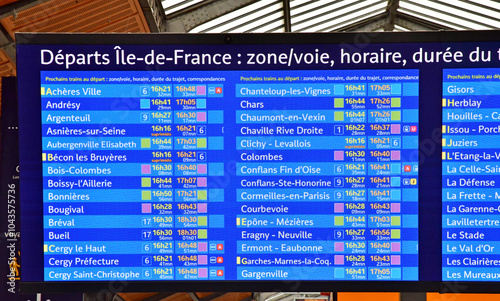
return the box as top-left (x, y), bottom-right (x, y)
top-left (40, 69), bottom-right (419, 282)
top-left (15, 32), bottom-right (500, 292)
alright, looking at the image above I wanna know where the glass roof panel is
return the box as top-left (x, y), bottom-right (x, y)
top-left (330, 10), bottom-right (386, 32)
top-left (291, 0), bottom-right (351, 16)
top-left (232, 11), bottom-right (284, 33)
top-left (398, 6), bottom-right (467, 30)
top-left (431, 0), bottom-right (500, 27)
top-left (190, 0), bottom-right (284, 33)
top-left (243, 19), bottom-right (285, 33)
top-left (309, 10), bottom-right (386, 32)
top-left (169, 0), bottom-right (500, 33)
top-left (162, 0), bottom-right (205, 16)
top-left (394, 25), bottom-right (410, 31)
top-left (400, 0), bottom-right (499, 30)
top-left (293, 1), bottom-right (387, 32)
top-left (451, 0), bottom-right (500, 18)
top-left (291, 0), bottom-right (383, 24)
top-left (468, 0), bottom-right (500, 12)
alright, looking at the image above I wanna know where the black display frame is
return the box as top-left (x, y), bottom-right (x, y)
top-left (16, 31), bottom-right (500, 293)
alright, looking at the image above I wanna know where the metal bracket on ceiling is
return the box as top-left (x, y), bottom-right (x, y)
top-left (138, 0), bottom-right (167, 32)
top-left (337, 12), bottom-right (388, 32)
top-left (188, 292), bottom-right (200, 301)
top-left (0, 26), bottom-right (15, 65)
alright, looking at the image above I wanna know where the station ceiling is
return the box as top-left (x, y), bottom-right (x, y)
top-left (163, 0), bottom-right (500, 33)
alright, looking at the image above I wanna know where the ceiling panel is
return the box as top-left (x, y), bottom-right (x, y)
top-left (169, 0), bottom-right (500, 33)
top-left (0, 0), bottom-right (149, 39)
top-left (190, 0), bottom-right (284, 33)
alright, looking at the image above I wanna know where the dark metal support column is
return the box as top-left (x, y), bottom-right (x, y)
top-left (384, 0), bottom-right (399, 31)
top-left (282, 0), bottom-right (291, 32)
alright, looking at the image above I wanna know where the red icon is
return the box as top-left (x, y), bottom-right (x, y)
top-left (410, 126), bottom-right (417, 132)
top-left (217, 257), bottom-right (224, 263)
top-left (215, 87), bottom-right (222, 94)
top-left (217, 270), bottom-right (224, 276)
top-left (404, 165), bottom-right (411, 172)
top-left (217, 244), bottom-right (224, 250)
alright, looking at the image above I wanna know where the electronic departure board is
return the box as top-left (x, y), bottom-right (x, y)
top-left (15, 32), bottom-right (500, 293)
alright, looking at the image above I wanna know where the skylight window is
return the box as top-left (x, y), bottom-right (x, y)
top-left (163, 0), bottom-right (205, 15)
top-left (165, 0), bottom-right (500, 33)
top-left (190, 0), bottom-right (284, 33)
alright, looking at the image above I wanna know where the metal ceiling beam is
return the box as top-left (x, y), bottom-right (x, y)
top-left (198, 292), bottom-right (227, 301)
top-left (395, 11), bottom-right (455, 31)
top-left (282, 0), bottom-right (291, 32)
top-left (166, 0), bottom-right (259, 32)
top-left (139, 292), bottom-right (176, 301)
top-left (398, 8), bottom-right (462, 30)
top-left (0, 24), bottom-right (15, 66)
top-left (0, 0), bottom-right (48, 19)
top-left (384, 0), bottom-right (399, 31)
top-left (321, 10), bottom-right (387, 32)
top-left (394, 16), bottom-right (433, 31)
top-left (138, 0), bottom-right (167, 32)
top-left (338, 12), bottom-right (388, 32)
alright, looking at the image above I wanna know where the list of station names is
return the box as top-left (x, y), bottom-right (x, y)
top-left (42, 71), bottom-right (225, 281)
top-left (443, 68), bottom-right (500, 281)
top-left (42, 69), bottom-right (419, 281)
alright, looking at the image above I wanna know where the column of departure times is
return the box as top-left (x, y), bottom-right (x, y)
top-left (443, 68), bottom-right (500, 281)
top-left (366, 81), bottom-right (418, 281)
top-left (42, 71), bottom-right (225, 281)
top-left (234, 70), bottom-right (419, 281)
